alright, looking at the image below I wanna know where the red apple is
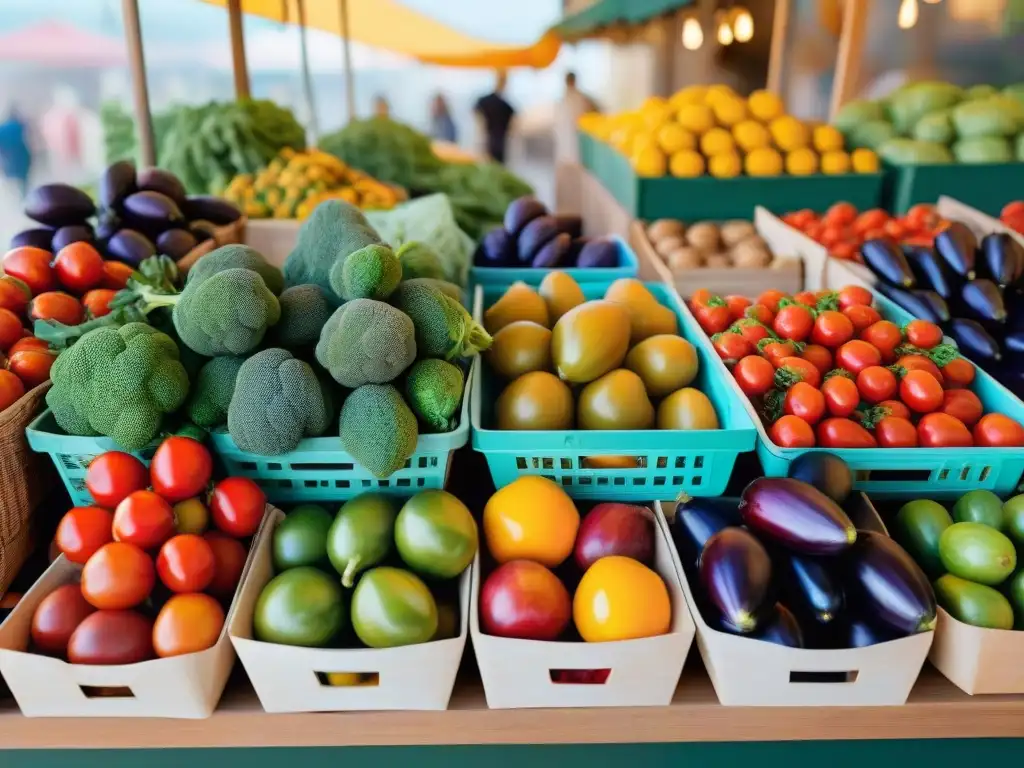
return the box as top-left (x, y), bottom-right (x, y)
top-left (574, 502), bottom-right (655, 571)
top-left (479, 560), bottom-right (571, 640)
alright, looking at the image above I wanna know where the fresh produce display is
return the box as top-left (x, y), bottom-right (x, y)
top-left (221, 148), bottom-right (406, 220)
top-left (1000, 201), bottom-right (1024, 234)
top-left (479, 476), bottom-right (671, 654)
top-left (578, 85), bottom-right (879, 178)
top-left (484, 274), bottom-right (720, 433)
top-left (30, 437), bottom-right (261, 664)
top-left (253, 489), bottom-right (475, 650)
top-left (675, 455), bottom-right (936, 647)
top-left (833, 80), bottom-right (1024, 164)
top-left (645, 218), bottom-right (785, 271)
top-left (474, 196), bottom-right (620, 270)
top-left (689, 283), bottom-right (1024, 449)
top-left (891, 490), bottom-right (1024, 630)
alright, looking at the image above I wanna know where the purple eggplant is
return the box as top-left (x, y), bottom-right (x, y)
top-left (156, 228), bottom-right (199, 260)
top-left (123, 190), bottom-right (184, 231)
top-left (137, 167), bottom-right (186, 207)
top-left (477, 226), bottom-right (513, 265)
top-left (1006, 331), bottom-right (1024, 357)
top-left (552, 214), bottom-right (583, 239)
top-left (787, 452), bottom-right (852, 504)
top-left (51, 224), bottom-right (94, 252)
top-left (95, 209), bottom-right (121, 243)
top-left (935, 222), bottom-right (977, 280)
top-left (740, 477), bottom-right (856, 555)
top-left (860, 238), bottom-right (914, 288)
top-left (755, 603), bottom-right (805, 648)
top-left (24, 183), bottom-right (95, 227)
top-left (877, 284), bottom-right (950, 324)
top-left (189, 220), bottom-right (217, 243)
top-left (182, 195), bottom-right (241, 225)
top-left (517, 215), bottom-right (560, 264)
top-left (979, 233), bottom-right (1024, 288)
top-left (503, 196), bottom-right (547, 237)
top-left (904, 245), bottom-right (958, 299)
top-left (846, 530), bottom-right (936, 634)
top-left (949, 318), bottom-right (1002, 363)
top-left (105, 229), bottom-right (156, 266)
top-left (9, 227), bottom-right (53, 250)
top-left (961, 279), bottom-right (1007, 324)
top-left (532, 232), bottom-right (571, 268)
top-left (672, 496), bottom-right (741, 570)
top-left (99, 160), bottom-right (136, 208)
top-left (576, 237), bottom-right (618, 268)
top-left (784, 554), bottom-right (843, 624)
top-left (699, 527), bottom-right (772, 633)
top-left (844, 616), bottom-right (904, 648)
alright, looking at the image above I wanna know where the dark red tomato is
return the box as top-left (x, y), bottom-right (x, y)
top-left (918, 413), bottom-right (973, 447)
top-left (67, 609), bottom-right (154, 665)
top-left (773, 304), bottom-right (815, 342)
top-left (86, 451), bottom-right (150, 509)
top-left (7, 348), bottom-right (57, 388)
top-left (973, 414), bottom-right (1024, 447)
top-left (724, 295), bottom-right (752, 320)
top-left (760, 339), bottom-right (799, 368)
top-left (733, 355), bottom-right (775, 397)
top-left (842, 304), bottom-right (882, 333)
top-left (744, 303), bottom-right (774, 325)
top-left (150, 436), bottom-right (213, 503)
top-left (80, 542), bottom-right (156, 610)
top-left (835, 340), bottom-right (882, 374)
top-left (712, 331), bottom-right (752, 365)
top-left (53, 242), bottom-right (104, 294)
top-left (877, 399), bottom-right (912, 421)
top-left (769, 415), bottom-right (815, 447)
top-left (783, 382), bottom-right (826, 425)
top-left (856, 365), bottom-right (898, 404)
top-left (775, 356), bottom-right (822, 389)
top-left (941, 390), bottom-right (983, 427)
top-left (112, 490), bottom-right (175, 550)
top-left (818, 418), bottom-right (877, 448)
top-left (29, 291), bottom-right (83, 326)
top-left (941, 358), bottom-right (975, 389)
top-left (838, 285), bottom-right (873, 310)
top-left (204, 532), bottom-right (249, 598)
top-left (3, 246), bottom-right (55, 294)
top-left (156, 534), bottom-right (216, 593)
top-left (860, 321), bottom-right (902, 362)
top-left (896, 354), bottom-right (943, 384)
top-left (811, 311), bottom-right (855, 349)
top-left (904, 319), bottom-right (943, 350)
top-left (822, 375), bottom-right (859, 418)
top-left (900, 370), bottom-right (944, 414)
top-left (210, 477), bottom-right (266, 538)
top-left (793, 290), bottom-right (818, 307)
top-left (30, 584), bottom-right (96, 656)
top-left (801, 344), bottom-right (833, 375)
top-left (875, 416), bottom-right (918, 448)
top-left (757, 289), bottom-right (788, 314)
top-left (54, 506), bottom-right (114, 564)
top-left (730, 318), bottom-right (772, 346)
top-left (695, 304), bottom-right (732, 335)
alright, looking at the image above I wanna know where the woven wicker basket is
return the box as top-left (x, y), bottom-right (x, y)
top-left (0, 383), bottom-right (52, 594)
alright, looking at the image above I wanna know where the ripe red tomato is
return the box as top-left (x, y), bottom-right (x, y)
top-left (853, 209), bottom-right (889, 235)
top-left (973, 414), bottom-right (1024, 447)
top-left (724, 295), bottom-right (752, 320)
top-left (760, 339), bottom-right (799, 368)
top-left (690, 289), bottom-right (712, 308)
top-left (86, 451), bottom-right (150, 509)
top-left (918, 413), bottom-right (973, 447)
top-left (80, 542), bottom-right (155, 610)
top-left (28, 291), bottom-right (83, 326)
top-left (101, 260), bottom-right (135, 290)
top-left (941, 357), bottom-right (975, 389)
top-left (0, 308), bottom-right (23, 352)
top-left (757, 290), bottom-right (788, 314)
top-left (712, 331), bottom-right (752, 365)
top-left (897, 354), bottom-right (944, 385)
top-left (783, 382), bottom-right (826, 425)
top-left (793, 290), bottom-right (818, 307)
top-left (113, 490), bottom-right (175, 550)
top-left (837, 285), bottom-right (873, 310)
top-left (817, 418), bottom-right (877, 448)
top-left (875, 416), bottom-right (918, 448)
top-left (856, 365), bottom-right (898, 404)
top-left (900, 370), bottom-right (944, 413)
top-left (842, 304), bottom-right (882, 332)
top-left (941, 390), bottom-right (983, 427)
top-left (153, 593), bottom-right (225, 658)
top-left (733, 355), bottom-right (775, 397)
top-left (744, 303), bottom-right (774, 325)
top-left (877, 399), bottom-right (912, 420)
top-left (822, 375), bottom-right (859, 418)
top-left (825, 202), bottom-right (857, 227)
top-left (773, 304), bottom-right (815, 342)
top-left (860, 321), bottom-right (902, 362)
top-left (8, 336), bottom-right (48, 356)
top-left (695, 303), bottom-right (732, 334)
top-left (811, 310), bottom-right (854, 349)
top-left (3, 246), bottom-right (55, 294)
top-left (835, 340), bottom-right (882, 374)
top-left (904, 319), bottom-right (943, 350)
top-left (769, 414), bottom-right (815, 447)
top-left (210, 477), bottom-right (266, 538)
top-left (801, 344), bottom-right (833, 375)
top-left (82, 288), bottom-right (118, 319)
top-left (156, 534), bottom-right (216, 593)
top-left (30, 583), bottom-right (96, 656)
top-left (53, 243), bottom-right (104, 294)
top-left (54, 506), bottom-right (114, 564)
top-left (150, 436), bottom-right (213, 503)
top-left (730, 318), bottom-right (772, 346)
top-left (775, 356), bottom-right (822, 389)
top-left (204, 531), bottom-right (249, 598)
top-left (8, 348), bottom-right (56, 388)
top-left (0, 275), bottom-right (31, 316)
top-left (0, 369), bottom-right (25, 410)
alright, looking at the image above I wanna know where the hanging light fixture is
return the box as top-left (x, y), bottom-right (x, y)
top-left (716, 11), bottom-right (734, 45)
top-left (898, 0), bottom-right (920, 28)
top-left (732, 7), bottom-right (754, 42)
top-left (682, 16), bottom-right (704, 50)
top-left (922, 0), bottom-right (941, 4)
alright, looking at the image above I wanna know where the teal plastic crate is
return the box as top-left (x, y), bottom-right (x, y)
top-left (470, 236), bottom-right (639, 288)
top-left (883, 161), bottom-right (1024, 216)
top-left (471, 282), bottom-right (757, 499)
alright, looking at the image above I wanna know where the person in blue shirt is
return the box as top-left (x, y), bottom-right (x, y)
top-left (430, 94), bottom-right (457, 143)
top-left (0, 108), bottom-right (31, 198)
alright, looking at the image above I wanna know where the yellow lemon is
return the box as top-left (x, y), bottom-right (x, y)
top-left (821, 150), bottom-right (852, 175)
top-left (785, 147), bottom-right (820, 176)
top-left (812, 124), bottom-right (844, 153)
top-left (708, 152), bottom-right (742, 179)
top-left (630, 132), bottom-right (659, 155)
top-left (747, 89), bottom-right (784, 122)
top-left (642, 95), bottom-right (669, 112)
top-left (712, 97), bottom-right (748, 127)
top-left (670, 85), bottom-right (708, 107)
top-left (704, 84), bottom-right (737, 106)
top-left (700, 127), bottom-right (736, 156)
top-left (173, 497), bottom-right (209, 535)
top-left (669, 149), bottom-right (706, 178)
top-left (609, 127), bottom-right (636, 152)
top-left (676, 103), bottom-right (715, 135)
top-left (769, 115), bottom-right (811, 152)
top-left (852, 147), bottom-right (880, 173)
top-left (657, 122), bottom-right (696, 155)
top-left (632, 145), bottom-right (668, 177)
top-left (732, 120), bottom-right (771, 151)
top-left (745, 147), bottom-right (784, 177)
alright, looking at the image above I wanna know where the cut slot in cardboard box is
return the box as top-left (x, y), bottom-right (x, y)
top-left (230, 507), bottom-right (470, 713)
top-left (471, 505), bottom-right (694, 709)
top-left (0, 507), bottom-right (270, 718)
top-left (656, 496), bottom-right (934, 707)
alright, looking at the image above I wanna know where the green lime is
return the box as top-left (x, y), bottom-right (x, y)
top-left (394, 489), bottom-right (478, 579)
top-left (253, 567), bottom-right (346, 647)
top-left (272, 505), bottom-right (332, 571)
top-left (351, 567), bottom-right (437, 648)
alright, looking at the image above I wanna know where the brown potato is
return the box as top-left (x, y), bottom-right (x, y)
top-left (731, 240), bottom-right (772, 268)
top-left (666, 247), bottom-right (704, 271)
top-left (720, 220), bottom-right (756, 247)
top-left (684, 221), bottom-right (720, 253)
top-left (654, 235), bottom-right (687, 259)
top-left (648, 219), bottom-right (685, 242)
top-left (704, 253), bottom-right (732, 269)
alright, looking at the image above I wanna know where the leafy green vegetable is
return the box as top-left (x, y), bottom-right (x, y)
top-left (187, 356), bottom-right (246, 428)
top-left (405, 359), bottom-right (464, 433)
top-left (396, 241), bottom-right (445, 282)
top-left (953, 136), bottom-right (1014, 163)
top-left (187, 244), bottom-right (284, 295)
top-left (315, 299), bottom-right (416, 388)
top-left (339, 384), bottom-right (418, 478)
top-left (330, 243), bottom-right (401, 301)
top-left (269, 284), bottom-right (332, 348)
top-left (392, 280), bottom-right (491, 359)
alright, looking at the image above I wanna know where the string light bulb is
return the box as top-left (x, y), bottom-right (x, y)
top-left (682, 16), bottom-right (704, 50)
top-left (898, 0), bottom-right (919, 29)
top-left (732, 8), bottom-right (754, 42)
top-left (922, 0), bottom-right (941, 4)
top-left (717, 16), bottom-right (734, 45)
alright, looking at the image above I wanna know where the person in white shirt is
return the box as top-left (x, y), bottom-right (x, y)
top-left (554, 72), bottom-right (597, 165)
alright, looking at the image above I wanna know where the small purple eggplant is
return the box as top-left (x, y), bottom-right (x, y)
top-left (9, 227), bottom-right (53, 251)
top-left (156, 228), bottom-right (199, 260)
top-left (755, 603), bottom-right (805, 648)
top-left (699, 527), bottom-right (772, 634)
top-left (517, 215), bottom-right (560, 264)
top-left (503, 196), bottom-right (547, 237)
top-left (105, 229), bottom-right (156, 266)
top-left (123, 190), bottom-right (184, 230)
top-left (531, 232), bottom-right (571, 268)
top-left (739, 477), bottom-right (856, 555)
top-left (961, 279), bottom-right (1007, 324)
top-left (24, 183), bottom-right (95, 228)
top-left (137, 167), bottom-right (187, 206)
top-left (979, 232), bottom-right (1024, 288)
top-left (949, 318), bottom-right (1002, 363)
top-left (576, 237), bottom-right (618, 268)
top-left (99, 160), bottom-right (136, 208)
top-left (672, 496), bottom-right (742, 570)
top-left (183, 195), bottom-right (241, 225)
top-left (860, 238), bottom-right (914, 288)
top-left (935, 222), bottom-right (977, 280)
top-left (477, 226), bottom-right (513, 265)
top-left (846, 530), bottom-right (936, 635)
top-left (51, 224), bottom-right (94, 252)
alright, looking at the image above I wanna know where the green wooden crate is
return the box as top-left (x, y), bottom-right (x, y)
top-left (883, 161), bottom-right (1024, 215)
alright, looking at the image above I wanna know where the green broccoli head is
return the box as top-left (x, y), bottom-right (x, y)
top-left (269, 284), bottom-right (332, 349)
top-left (187, 244), bottom-right (284, 295)
top-left (405, 358), bottom-right (464, 433)
top-left (339, 383), bottom-right (418, 478)
top-left (46, 322), bottom-right (190, 450)
top-left (396, 241), bottom-right (445, 282)
top-left (187, 356), bottom-right (247, 428)
top-left (173, 267), bottom-right (281, 357)
top-left (393, 280), bottom-right (491, 360)
top-left (329, 244), bottom-right (402, 301)
top-left (315, 299), bottom-right (416, 388)
top-left (227, 348), bottom-right (333, 456)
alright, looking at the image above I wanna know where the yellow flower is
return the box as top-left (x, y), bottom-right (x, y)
top-left (709, 152), bottom-right (742, 179)
top-left (786, 148), bottom-right (820, 176)
top-left (813, 125), bottom-right (844, 153)
top-left (669, 150), bottom-right (706, 178)
top-left (657, 122), bottom-right (696, 155)
top-left (676, 103), bottom-right (715, 135)
top-left (851, 148), bottom-right (880, 173)
top-left (747, 90), bottom-right (784, 122)
top-left (745, 147), bottom-right (784, 177)
top-left (821, 150), bottom-right (852, 175)
top-left (700, 127), bottom-right (736, 156)
top-left (733, 120), bottom-right (771, 152)
top-left (769, 116), bottom-right (811, 152)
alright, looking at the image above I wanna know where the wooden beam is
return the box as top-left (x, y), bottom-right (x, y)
top-left (766, 0), bottom-right (791, 94)
top-left (295, 0), bottom-right (319, 141)
top-left (830, 0), bottom-right (871, 120)
top-left (227, 0), bottom-right (251, 100)
top-left (338, 0), bottom-right (356, 123)
top-left (121, 0), bottom-right (155, 167)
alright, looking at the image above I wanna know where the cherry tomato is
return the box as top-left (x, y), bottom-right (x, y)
top-left (8, 348), bottom-right (56, 388)
top-left (860, 321), bottom-right (902, 362)
top-left (838, 285), bottom-right (873, 310)
top-left (900, 370), bottom-right (944, 414)
top-left (53, 242), bottom-right (104, 294)
top-left (724, 295), bottom-right (751, 320)
top-left (822, 374), bottom-right (859, 417)
top-left (801, 344), bottom-right (833, 375)
top-left (830, 242), bottom-right (858, 261)
top-left (883, 220), bottom-right (906, 240)
top-left (113, 490), bottom-right (176, 550)
top-left (824, 202), bottom-right (857, 228)
top-left (896, 354), bottom-right (943, 384)
top-left (773, 304), bottom-right (815, 342)
top-left (769, 415), bottom-right (815, 447)
top-left (877, 399), bottom-right (912, 421)
top-left (733, 355), bottom-right (775, 397)
top-left (210, 477), bottom-right (266, 538)
top-left (744, 303), bottom-right (774, 325)
top-left (853, 209), bottom-right (889, 234)
top-left (54, 506), bottom-right (114, 564)
top-left (690, 289), bottom-right (713, 308)
top-left (757, 290), bottom-right (788, 314)
top-left (80, 542), bottom-right (155, 610)
top-left (793, 290), bottom-right (818, 307)
top-left (82, 288), bottom-right (118, 319)
top-left (835, 340), bottom-right (882, 374)
top-left (906, 203), bottom-right (939, 231)
top-left (0, 275), bottom-right (31, 316)
top-left (150, 436), bottom-right (213, 503)
top-left (804, 221), bottom-right (824, 241)
top-left (712, 331), bottom-right (752, 365)
top-left (941, 357), bottom-right (975, 389)
top-left (917, 413), bottom-right (973, 447)
top-left (819, 226), bottom-right (843, 249)
top-left (941, 390), bottom-right (983, 427)
top-left (0, 308), bottom-right (23, 352)
top-left (0, 369), bottom-right (24, 410)
top-left (842, 304), bottom-right (882, 333)
top-left (101, 260), bottom-right (135, 290)
top-left (760, 339), bottom-right (798, 367)
top-left (156, 534), bottom-right (216, 593)
top-left (817, 418), bottom-right (877, 448)
top-left (775, 356), bottom-right (822, 389)
top-left (153, 593), bottom-right (225, 658)
top-left (30, 583), bottom-right (96, 657)
top-left (9, 336), bottom-right (49, 356)
top-left (783, 382), bottom-right (826, 425)
top-left (3, 246), bottom-right (55, 294)
top-left (811, 310), bottom-right (854, 349)
top-left (204, 531), bottom-right (249, 598)
top-left (973, 414), bottom-right (1024, 447)
top-left (696, 303), bottom-right (732, 334)
top-left (903, 319), bottom-right (943, 350)
top-left (86, 451), bottom-right (150, 509)
top-left (876, 416), bottom-right (918, 448)
top-left (28, 291), bottom-right (83, 326)
top-left (730, 318), bottom-right (772, 346)
top-left (856, 365), bottom-right (898, 404)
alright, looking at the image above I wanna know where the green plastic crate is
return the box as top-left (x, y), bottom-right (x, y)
top-left (470, 236), bottom-right (639, 288)
top-left (883, 161), bottom-right (1024, 216)
top-left (471, 282), bottom-right (756, 499)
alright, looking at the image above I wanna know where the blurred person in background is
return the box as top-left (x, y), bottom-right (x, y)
top-left (41, 87), bottom-right (83, 171)
top-left (0, 107), bottom-right (32, 198)
top-left (554, 71), bottom-right (597, 165)
top-left (474, 69), bottom-right (515, 164)
top-left (430, 94), bottom-right (457, 143)
top-left (373, 95), bottom-right (390, 119)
